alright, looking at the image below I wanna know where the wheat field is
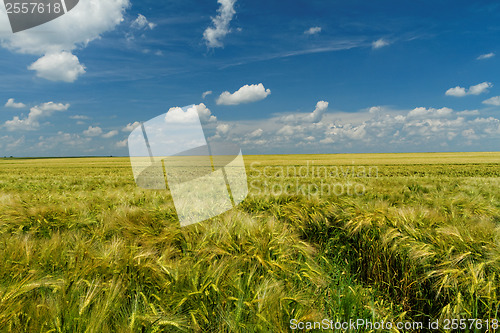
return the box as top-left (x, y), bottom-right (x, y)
top-left (0, 153), bottom-right (499, 332)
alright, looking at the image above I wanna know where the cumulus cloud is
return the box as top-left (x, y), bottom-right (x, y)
top-left (83, 126), bottom-right (103, 136)
top-left (0, 135), bottom-right (25, 151)
top-left (0, 0), bottom-right (130, 81)
top-left (469, 82), bottom-right (493, 95)
top-left (304, 26), bottom-right (322, 35)
top-left (122, 121), bottom-right (141, 132)
top-left (102, 130), bottom-right (118, 138)
top-left (446, 82), bottom-right (492, 97)
top-left (457, 110), bottom-right (480, 116)
top-left (195, 103), bottom-right (217, 122)
top-left (126, 14), bottom-right (156, 43)
top-left (369, 106), bottom-right (382, 114)
top-left (3, 101), bottom-right (69, 131)
top-left (164, 106), bottom-right (199, 124)
top-left (216, 123), bottom-right (229, 135)
top-left (482, 96), bottom-right (500, 106)
top-left (28, 52), bottom-right (86, 82)
top-left (218, 102), bottom-right (500, 154)
top-left (37, 102), bottom-right (71, 112)
top-left (445, 86), bottom-right (467, 97)
top-left (327, 123), bottom-right (367, 140)
top-left (477, 52), bottom-right (495, 60)
top-left (320, 107), bottom-right (498, 148)
top-left (203, 0), bottom-right (237, 48)
top-left (70, 115), bottom-right (90, 120)
top-left (164, 103), bottom-right (217, 124)
top-left (0, 0), bottom-right (130, 53)
top-left (131, 14), bottom-right (156, 30)
top-left (277, 125), bottom-right (296, 136)
top-left (216, 83), bottom-right (271, 105)
top-left (5, 98), bottom-right (26, 109)
top-left (306, 101), bottom-right (329, 122)
top-left (280, 101), bottom-right (329, 123)
top-left (248, 128), bottom-right (263, 138)
top-left (116, 139), bottom-right (128, 147)
top-left (372, 38), bottom-right (390, 49)
top-left (407, 107), bottom-right (453, 118)
top-left (462, 129), bottom-right (479, 140)
top-left (202, 90), bottom-right (213, 99)
top-left (35, 131), bottom-right (92, 154)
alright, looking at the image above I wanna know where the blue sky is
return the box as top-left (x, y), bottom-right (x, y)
top-left (0, 0), bottom-right (499, 156)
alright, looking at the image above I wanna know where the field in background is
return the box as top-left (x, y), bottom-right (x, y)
top-left (0, 152), bottom-right (499, 332)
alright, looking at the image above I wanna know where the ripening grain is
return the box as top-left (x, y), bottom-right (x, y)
top-left (0, 153), bottom-right (499, 332)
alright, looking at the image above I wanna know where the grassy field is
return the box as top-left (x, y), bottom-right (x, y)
top-left (0, 153), bottom-right (499, 332)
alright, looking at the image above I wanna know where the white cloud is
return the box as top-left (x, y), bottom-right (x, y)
top-left (445, 86), bottom-right (467, 97)
top-left (446, 82), bottom-right (492, 97)
top-left (164, 106), bottom-right (197, 124)
top-left (457, 110), bottom-right (480, 116)
top-left (462, 129), bottom-right (478, 140)
top-left (102, 130), bottom-right (118, 138)
top-left (3, 102), bottom-right (70, 131)
top-left (126, 14), bottom-right (156, 43)
top-left (131, 14), bottom-right (156, 30)
top-left (83, 126), bottom-right (103, 137)
top-left (0, 0), bottom-right (130, 54)
top-left (195, 103), bottom-right (217, 122)
top-left (35, 131), bottom-right (92, 153)
top-left (36, 102), bottom-right (70, 113)
top-left (0, 135), bottom-right (25, 151)
top-left (483, 96), bottom-right (500, 106)
top-left (306, 101), bottom-right (329, 122)
top-left (203, 0), bottom-right (237, 48)
top-left (0, 0), bottom-right (130, 81)
top-left (28, 52), bottom-right (86, 82)
top-left (372, 38), bottom-right (390, 49)
top-left (277, 125), bottom-right (296, 136)
top-left (216, 123), bottom-right (229, 135)
top-left (326, 123), bottom-right (367, 140)
top-left (344, 124), bottom-right (366, 140)
top-left (280, 100), bottom-right (329, 123)
top-left (469, 82), bottom-right (493, 95)
top-left (477, 52), bottom-right (495, 60)
top-left (304, 27), bottom-right (322, 35)
top-left (70, 115), bottom-right (90, 120)
top-left (248, 128), bottom-right (263, 138)
top-left (122, 121), bottom-right (141, 132)
top-left (116, 139), bottom-right (128, 147)
top-left (216, 83), bottom-right (271, 105)
top-left (218, 101), bottom-right (500, 153)
top-left (407, 107), bottom-right (453, 118)
top-left (202, 90), bottom-right (213, 99)
top-left (164, 103), bottom-right (216, 124)
top-left (5, 98), bottom-right (26, 109)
